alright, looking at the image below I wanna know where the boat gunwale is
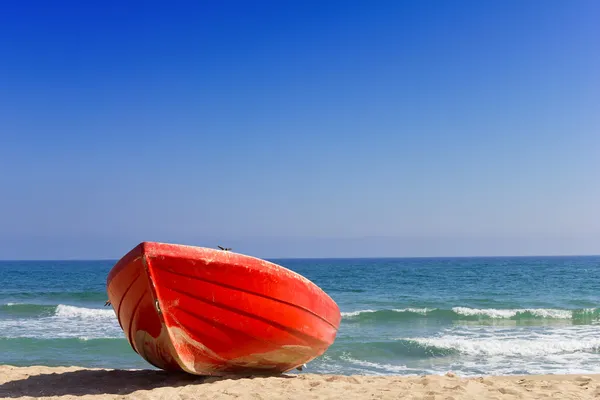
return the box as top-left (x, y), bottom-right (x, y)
top-left (143, 241), bottom-right (339, 307)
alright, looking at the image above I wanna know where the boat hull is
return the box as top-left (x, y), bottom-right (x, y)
top-left (106, 242), bottom-right (341, 375)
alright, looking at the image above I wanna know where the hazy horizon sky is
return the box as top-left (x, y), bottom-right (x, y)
top-left (1, 1), bottom-right (599, 259)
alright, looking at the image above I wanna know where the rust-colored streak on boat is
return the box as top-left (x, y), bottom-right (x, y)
top-left (106, 242), bottom-right (341, 375)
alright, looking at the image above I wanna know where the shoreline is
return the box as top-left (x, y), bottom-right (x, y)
top-left (1, 365), bottom-right (599, 399)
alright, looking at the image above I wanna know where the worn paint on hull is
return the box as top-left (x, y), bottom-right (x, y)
top-left (106, 242), bottom-right (341, 375)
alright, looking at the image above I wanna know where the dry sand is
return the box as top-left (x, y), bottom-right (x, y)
top-left (1, 365), bottom-right (599, 399)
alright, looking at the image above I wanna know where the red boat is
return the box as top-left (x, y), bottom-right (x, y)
top-left (106, 242), bottom-right (341, 375)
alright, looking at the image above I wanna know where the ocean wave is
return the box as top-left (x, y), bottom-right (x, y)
top-left (0, 291), bottom-right (107, 302)
top-left (54, 304), bottom-right (115, 319)
top-left (0, 337), bottom-right (125, 344)
top-left (406, 336), bottom-right (600, 357)
top-left (402, 327), bottom-right (600, 357)
top-left (311, 323), bottom-right (600, 377)
top-left (341, 307), bottom-right (600, 323)
top-left (0, 303), bottom-right (115, 319)
top-left (0, 304), bottom-right (122, 340)
top-left (333, 340), bottom-right (456, 359)
top-left (341, 308), bottom-right (431, 318)
top-left (339, 355), bottom-right (415, 374)
top-left (0, 303), bottom-right (57, 318)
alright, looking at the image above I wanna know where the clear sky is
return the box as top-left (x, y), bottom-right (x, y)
top-left (1, 0), bottom-right (599, 259)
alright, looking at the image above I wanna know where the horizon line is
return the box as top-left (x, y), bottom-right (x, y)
top-left (1, 253), bottom-right (599, 262)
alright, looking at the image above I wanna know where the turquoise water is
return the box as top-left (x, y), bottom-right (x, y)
top-left (1, 256), bottom-right (599, 376)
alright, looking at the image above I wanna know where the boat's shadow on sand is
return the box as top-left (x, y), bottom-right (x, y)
top-left (0, 368), bottom-right (293, 398)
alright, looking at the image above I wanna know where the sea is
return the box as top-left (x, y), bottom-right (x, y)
top-left (1, 256), bottom-right (599, 377)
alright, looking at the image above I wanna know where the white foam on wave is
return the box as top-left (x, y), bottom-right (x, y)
top-left (339, 355), bottom-right (417, 374)
top-left (0, 304), bottom-right (123, 340)
top-left (452, 307), bottom-right (574, 319)
top-left (395, 325), bottom-right (600, 377)
top-left (341, 308), bottom-right (432, 317)
top-left (341, 307), bottom-right (594, 319)
top-left (341, 309), bottom-right (377, 317)
top-left (411, 334), bottom-right (600, 356)
top-left (54, 304), bottom-right (116, 319)
top-left (0, 302), bottom-right (29, 307)
top-left (400, 308), bottom-right (432, 314)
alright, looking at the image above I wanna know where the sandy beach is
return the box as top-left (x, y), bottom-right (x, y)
top-left (1, 365), bottom-right (599, 400)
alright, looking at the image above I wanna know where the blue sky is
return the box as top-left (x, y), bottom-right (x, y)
top-left (1, 0), bottom-right (599, 259)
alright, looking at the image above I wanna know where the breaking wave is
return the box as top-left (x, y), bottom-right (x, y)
top-left (341, 307), bottom-right (600, 323)
top-left (0, 303), bottom-right (121, 339)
